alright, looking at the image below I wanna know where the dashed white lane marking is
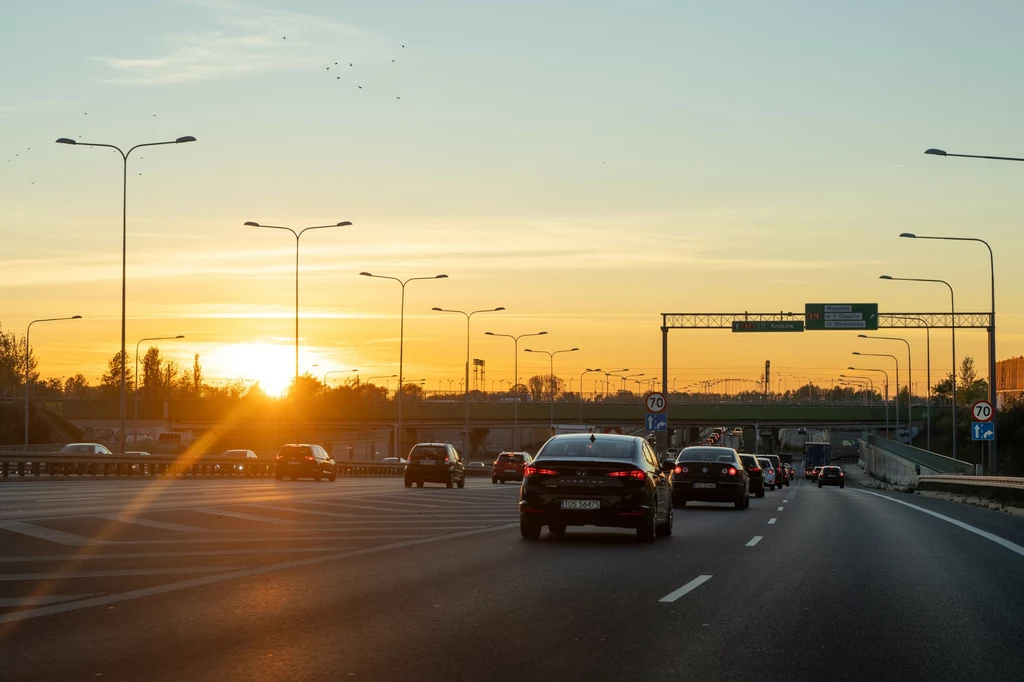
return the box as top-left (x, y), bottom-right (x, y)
top-left (746, 536), bottom-right (763, 547)
top-left (659, 575), bottom-right (713, 603)
top-left (783, 500), bottom-right (789, 504)
top-left (850, 489), bottom-right (1024, 559)
top-left (0, 521), bottom-right (92, 546)
top-left (768, 518), bottom-right (777, 525)
top-left (94, 513), bottom-right (208, 533)
top-left (0, 523), bottom-right (518, 624)
top-left (777, 506), bottom-right (784, 511)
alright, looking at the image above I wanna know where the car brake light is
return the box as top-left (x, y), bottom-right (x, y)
top-left (728, 467), bottom-right (736, 476)
top-left (749, 466), bottom-right (760, 472)
top-left (524, 466), bottom-right (557, 477)
top-left (443, 456), bottom-right (450, 464)
top-left (673, 466), bottom-right (682, 475)
top-left (275, 454), bottom-right (283, 460)
top-left (607, 470), bottom-right (645, 480)
top-left (840, 472), bottom-right (844, 476)
top-left (304, 455), bottom-right (315, 461)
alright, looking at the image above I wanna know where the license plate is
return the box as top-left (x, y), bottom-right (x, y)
top-left (561, 499), bottom-right (600, 510)
top-left (419, 460), bottom-right (435, 465)
top-left (692, 482), bottom-right (716, 489)
top-left (288, 461), bottom-right (299, 465)
top-left (505, 469), bottom-right (517, 473)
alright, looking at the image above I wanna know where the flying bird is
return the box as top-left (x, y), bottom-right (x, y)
top-left (334, 62), bottom-right (338, 65)
top-left (396, 96), bottom-right (401, 99)
top-left (402, 45), bottom-right (405, 48)
top-left (358, 85), bottom-right (362, 89)
top-left (391, 59), bottom-right (395, 62)
top-left (349, 63), bottom-right (353, 67)
top-left (336, 76), bottom-right (340, 79)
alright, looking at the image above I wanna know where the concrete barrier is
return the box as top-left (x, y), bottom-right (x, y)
top-left (918, 475), bottom-right (1024, 507)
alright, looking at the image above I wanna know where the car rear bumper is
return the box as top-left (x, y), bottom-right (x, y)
top-left (672, 480), bottom-right (745, 502)
top-left (405, 466), bottom-right (455, 482)
top-left (277, 462), bottom-right (322, 477)
top-left (819, 478), bottom-right (844, 486)
top-left (518, 501), bottom-right (653, 529)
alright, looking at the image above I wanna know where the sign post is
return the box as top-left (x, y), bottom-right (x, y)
top-left (805, 304), bottom-right (879, 330)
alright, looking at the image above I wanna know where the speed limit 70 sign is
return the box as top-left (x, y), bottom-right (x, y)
top-left (972, 400), bottom-right (994, 422)
top-left (645, 392), bottom-right (666, 413)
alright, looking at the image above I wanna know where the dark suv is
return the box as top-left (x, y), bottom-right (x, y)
top-left (765, 454), bottom-right (788, 487)
top-left (274, 444), bottom-right (337, 481)
top-left (818, 465), bottom-right (845, 488)
top-left (404, 443), bottom-right (466, 489)
top-left (738, 454), bottom-right (765, 498)
top-left (491, 451), bottom-right (532, 484)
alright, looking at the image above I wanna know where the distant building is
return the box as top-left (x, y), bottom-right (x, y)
top-left (996, 356), bottom-right (1024, 407)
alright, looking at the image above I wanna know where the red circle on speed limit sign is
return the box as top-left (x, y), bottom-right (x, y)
top-left (972, 400), bottom-right (993, 422)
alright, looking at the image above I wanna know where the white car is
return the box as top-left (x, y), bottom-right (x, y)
top-left (380, 457), bottom-right (407, 465)
top-left (215, 449), bottom-right (258, 474)
top-left (758, 457), bottom-right (777, 491)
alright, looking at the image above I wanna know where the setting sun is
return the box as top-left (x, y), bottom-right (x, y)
top-left (203, 342), bottom-right (302, 397)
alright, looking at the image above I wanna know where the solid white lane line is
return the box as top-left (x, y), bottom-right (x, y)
top-left (849, 489), bottom-right (1024, 559)
top-left (0, 548), bottom-right (356, 563)
top-left (33, 497), bottom-right (105, 502)
top-left (746, 536), bottom-right (763, 547)
top-left (777, 506), bottom-right (784, 511)
top-left (0, 594), bottom-right (103, 607)
top-left (0, 523), bottom-right (519, 623)
top-left (659, 575), bottom-right (713, 603)
top-left (0, 566), bottom-right (246, 582)
top-left (94, 513), bottom-right (208, 533)
top-left (768, 518), bottom-right (777, 525)
top-left (0, 521), bottom-right (92, 546)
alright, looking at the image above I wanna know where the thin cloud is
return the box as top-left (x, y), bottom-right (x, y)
top-left (93, 0), bottom-right (379, 85)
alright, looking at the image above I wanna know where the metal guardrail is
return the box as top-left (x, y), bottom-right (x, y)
top-left (862, 434), bottom-right (973, 475)
top-left (918, 474), bottom-right (1024, 506)
top-left (0, 452), bottom-right (495, 480)
top-left (919, 475), bottom-right (1024, 490)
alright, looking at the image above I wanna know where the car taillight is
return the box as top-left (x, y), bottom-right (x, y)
top-left (749, 466), bottom-right (760, 472)
top-left (304, 455), bottom-right (315, 461)
top-left (275, 455), bottom-right (283, 460)
top-left (840, 472), bottom-right (844, 476)
top-left (607, 470), bottom-right (645, 480)
top-left (443, 456), bottom-right (450, 464)
top-left (728, 467), bottom-right (736, 476)
top-left (673, 466), bottom-right (682, 475)
top-left (523, 466), bottom-right (557, 477)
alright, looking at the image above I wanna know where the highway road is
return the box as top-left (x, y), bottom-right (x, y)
top-left (2, 473), bottom-right (1024, 681)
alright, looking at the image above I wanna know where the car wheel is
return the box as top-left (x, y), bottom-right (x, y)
top-left (637, 512), bottom-right (657, 543)
top-left (499, 479), bottom-right (505, 484)
top-left (656, 507), bottom-right (673, 537)
top-left (520, 517), bottom-right (542, 540)
top-left (491, 477), bottom-right (497, 484)
top-left (275, 474), bottom-right (283, 481)
top-left (328, 470), bottom-right (337, 482)
top-left (548, 523), bottom-right (567, 535)
top-left (446, 474), bottom-right (454, 489)
top-left (818, 482), bottom-right (822, 488)
top-left (313, 470), bottom-right (322, 482)
top-left (417, 481), bottom-right (424, 488)
top-left (744, 494), bottom-right (750, 509)
top-left (457, 475), bottom-right (465, 489)
top-left (289, 476), bottom-right (297, 481)
top-left (756, 487), bottom-right (765, 498)
top-left (840, 484), bottom-right (845, 489)
top-left (734, 495), bottom-right (745, 510)
top-left (673, 497), bottom-right (686, 508)
top-left (404, 479), bottom-right (412, 488)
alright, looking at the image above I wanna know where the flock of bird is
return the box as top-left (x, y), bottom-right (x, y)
top-left (302, 36), bottom-right (407, 99)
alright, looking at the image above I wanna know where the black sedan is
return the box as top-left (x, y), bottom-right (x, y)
top-left (818, 465), bottom-right (845, 488)
top-left (518, 434), bottom-right (674, 542)
top-left (274, 444), bottom-right (337, 481)
top-left (670, 447), bottom-right (750, 510)
top-left (738, 454), bottom-right (765, 498)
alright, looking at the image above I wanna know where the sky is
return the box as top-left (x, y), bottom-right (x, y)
top-left (2, 0), bottom-right (1022, 397)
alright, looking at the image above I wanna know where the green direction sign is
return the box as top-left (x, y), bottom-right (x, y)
top-left (805, 303), bottom-right (879, 330)
top-left (732, 320), bottom-right (804, 333)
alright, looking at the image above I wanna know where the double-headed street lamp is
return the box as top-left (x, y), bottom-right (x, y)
top-left (366, 374), bottom-right (397, 394)
top-left (433, 306), bottom-right (505, 454)
top-left (901, 228), bottom-right (997, 472)
top-left (485, 330), bottom-right (547, 449)
top-left (859, 335), bottom-right (912, 436)
top-left (602, 369), bottom-right (629, 397)
top-left (881, 274), bottom-right (957, 460)
top-left (852, 351), bottom-right (900, 432)
top-left (524, 347), bottom-right (579, 428)
top-left (245, 221), bottom-right (353, 381)
top-left (134, 335), bottom-right (185, 425)
top-left (25, 315), bottom-right (82, 444)
top-left (58, 134), bottom-right (196, 455)
top-left (848, 366), bottom-right (891, 436)
top-left (622, 373), bottom-right (645, 392)
top-left (361, 272), bottom-right (448, 457)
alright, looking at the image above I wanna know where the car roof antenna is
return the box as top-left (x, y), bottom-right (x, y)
top-left (590, 434), bottom-right (596, 443)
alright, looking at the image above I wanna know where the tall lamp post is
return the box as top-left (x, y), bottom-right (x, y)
top-left (366, 374), bottom-right (397, 396)
top-left (881, 275), bottom-right (957, 459)
top-left (485, 330), bottom-right (547, 449)
top-left (852, 352), bottom-right (899, 432)
top-left (134, 334), bottom-right (184, 426)
top-left (432, 306), bottom-right (505, 455)
top-left (362, 272), bottom-right (448, 457)
top-left (58, 134), bottom-right (196, 456)
top-left (859, 335), bottom-right (912, 436)
top-left (524, 347), bottom-right (579, 429)
top-left (579, 368), bottom-right (602, 423)
top-left (323, 369), bottom-right (359, 389)
top-left (25, 315), bottom-right (82, 444)
top-left (245, 220), bottom-right (353, 381)
top-left (622, 373), bottom-right (645, 393)
top-left (848, 366), bottom-right (891, 436)
top-left (901, 228), bottom-right (997, 471)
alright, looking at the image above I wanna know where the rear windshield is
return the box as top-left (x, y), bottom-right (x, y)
top-left (538, 437), bottom-right (637, 460)
top-left (410, 446), bottom-right (448, 460)
top-left (678, 448), bottom-right (736, 464)
top-left (496, 454), bottom-right (526, 463)
top-left (758, 458), bottom-right (773, 468)
top-left (278, 446), bottom-right (311, 457)
top-left (738, 455), bottom-right (758, 468)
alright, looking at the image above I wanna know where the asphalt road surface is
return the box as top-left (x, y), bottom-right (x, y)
top-left (2, 472), bottom-right (1024, 681)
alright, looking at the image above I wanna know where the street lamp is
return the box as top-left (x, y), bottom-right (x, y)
top-left (852, 351), bottom-right (899, 432)
top-left (859, 334), bottom-right (912, 436)
top-left (245, 220), bottom-right (353, 381)
top-left (485, 330), bottom-right (547, 449)
top-left (366, 374), bottom-right (397, 396)
top-left (839, 374), bottom-right (875, 402)
top-left (134, 335), bottom-right (184, 427)
top-left (900, 230), bottom-right (997, 472)
top-left (432, 306), bottom-right (504, 455)
top-left (25, 315), bottom-right (82, 444)
top-left (924, 148), bottom-right (1024, 162)
top-left (579, 368), bottom-right (602, 423)
top-left (58, 134), bottom-right (195, 456)
top-left (361, 272), bottom-right (448, 457)
top-left (848, 366), bottom-right (891, 436)
top-left (622, 373), bottom-right (645, 393)
top-left (524, 347), bottom-right (579, 428)
top-left (881, 274), bottom-right (957, 459)
top-left (601, 369), bottom-right (629, 397)
top-left (323, 369), bottom-right (358, 389)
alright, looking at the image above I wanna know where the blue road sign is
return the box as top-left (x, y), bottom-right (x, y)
top-left (972, 422), bottom-right (995, 441)
top-left (646, 413), bottom-right (668, 431)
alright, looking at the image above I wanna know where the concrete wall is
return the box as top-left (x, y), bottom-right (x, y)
top-left (859, 440), bottom-right (946, 486)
